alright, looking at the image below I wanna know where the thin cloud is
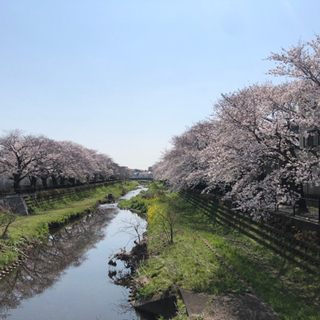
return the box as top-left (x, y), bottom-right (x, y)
top-left (283, 0), bottom-right (296, 18)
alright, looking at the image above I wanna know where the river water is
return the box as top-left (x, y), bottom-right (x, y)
top-left (0, 187), bottom-right (153, 320)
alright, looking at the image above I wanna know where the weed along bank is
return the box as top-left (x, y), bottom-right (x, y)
top-left (0, 181), bottom-right (159, 320)
top-left (118, 182), bottom-right (320, 320)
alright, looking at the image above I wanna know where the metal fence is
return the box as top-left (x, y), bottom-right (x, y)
top-left (276, 198), bottom-right (320, 222)
top-left (0, 179), bottom-right (120, 198)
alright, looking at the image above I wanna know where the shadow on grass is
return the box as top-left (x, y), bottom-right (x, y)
top-left (177, 195), bottom-right (320, 320)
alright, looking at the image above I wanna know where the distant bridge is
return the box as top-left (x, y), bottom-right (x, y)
top-left (129, 176), bottom-right (153, 181)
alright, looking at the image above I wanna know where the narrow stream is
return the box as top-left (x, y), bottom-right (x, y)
top-left (0, 187), bottom-right (152, 320)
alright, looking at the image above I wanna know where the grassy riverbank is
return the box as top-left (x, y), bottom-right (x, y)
top-left (121, 182), bottom-right (320, 320)
top-left (0, 180), bottom-right (138, 268)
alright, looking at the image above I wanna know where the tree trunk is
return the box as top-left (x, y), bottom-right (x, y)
top-left (13, 174), bottom-right (21, 192)
top-left (29, 176), bottom-right (37, 189)
top-left (1, 212), bottom-right (16, 239)
top-left (297, 184), bottom-right (308, 212)
top-left (297, 198), bottom-right (308, 212)
top-left (41, 177), bottom-right (47, 187)
top-left (294, 183), bottom-right (308, 212)
top-left (51, 175), bottom-right (58, 186)
top-left (2, 220), bottom-right (11, 239)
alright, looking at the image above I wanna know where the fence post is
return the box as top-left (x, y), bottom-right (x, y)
top-left (293, 202), bottom-right (295, 216)
top-left (318, 199), bottom-right (320, 223)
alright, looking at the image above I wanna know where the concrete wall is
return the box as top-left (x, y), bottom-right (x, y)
top-left (0, 196), bottom-right (29, 215)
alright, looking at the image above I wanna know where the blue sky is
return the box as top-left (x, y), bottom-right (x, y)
top-left (1, 0), bottom-right (320, 169)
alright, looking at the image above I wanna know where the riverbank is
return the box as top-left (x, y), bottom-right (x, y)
top-left (0, 180), bottom-right (138, 270)
top-left (0, 185), bottom-right (149, 320)
top-left (120, 182), bottom-right (320, 319)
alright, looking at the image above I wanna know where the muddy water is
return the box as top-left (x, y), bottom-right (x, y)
top-left (0, 187), bottom-right (152, 320)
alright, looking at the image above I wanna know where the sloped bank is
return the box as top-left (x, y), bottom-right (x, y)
top-left (0, 181), bottom-right (138, 273)
top-left (110, 233), bottom-right (178, 319)
top-left (117, 182), bottom-right (320, 320)
top-left (24, 180), bottom-right (127, 214)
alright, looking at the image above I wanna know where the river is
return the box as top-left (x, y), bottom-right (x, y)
top-left (0, 186), bottom-right (153, 320)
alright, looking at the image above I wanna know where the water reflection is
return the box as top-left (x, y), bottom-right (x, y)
top-left (0, 187), bottom-right (151, 319)
top-left (0, 208), bottom-right (119, 319)
top-left (0, 206), bottom-right (118, 319)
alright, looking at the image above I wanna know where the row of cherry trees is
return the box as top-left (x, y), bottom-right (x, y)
top-left (0, 130), bottom-right (131, 191)
top-left (154, 36), bottom-right (320, 217)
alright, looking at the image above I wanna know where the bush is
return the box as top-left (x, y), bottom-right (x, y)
top-left (294, 230), bottom-right (319, 244)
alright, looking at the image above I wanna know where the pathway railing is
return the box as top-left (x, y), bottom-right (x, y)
top-left (276, 198), bottom-right (320, 223)
top-left (0, 179), bottom-right (121, 198)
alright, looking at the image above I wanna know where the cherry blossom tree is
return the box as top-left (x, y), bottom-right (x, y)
top-left (26, 138), bottom-right (60, 188)
top-left (154, 36), bottom-right (320, 217)
top-left (154, 120), bottom-right (214, 191)
top-left (91, 153), bottom-right (115, 181)
top-left (0, 130), bottom-right (128, 191)
top-left (207, 82), bottom-right (309, 214)
top-left (50, 142), bottom-right (104, 185)
top-left (0, 130), bottom-right (48, 190)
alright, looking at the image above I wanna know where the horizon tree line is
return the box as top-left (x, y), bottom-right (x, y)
top-left (0, 129), bottom-right (131, 191)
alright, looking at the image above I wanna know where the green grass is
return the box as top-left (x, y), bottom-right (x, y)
top-left (178, 200), bottom-right (320, 319)
top-left (118, 181), bottom-right (165, 213)
top-left (27, 181), bottom-right (135, 214)
top-left (192, 215), bottom-right (320, 319)
top-left (136, 230), bottom-right (245, 299)
top-left (0, 180), bottom-right (138, 268)
top-left (126, 185), bottom-right (320, 320)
